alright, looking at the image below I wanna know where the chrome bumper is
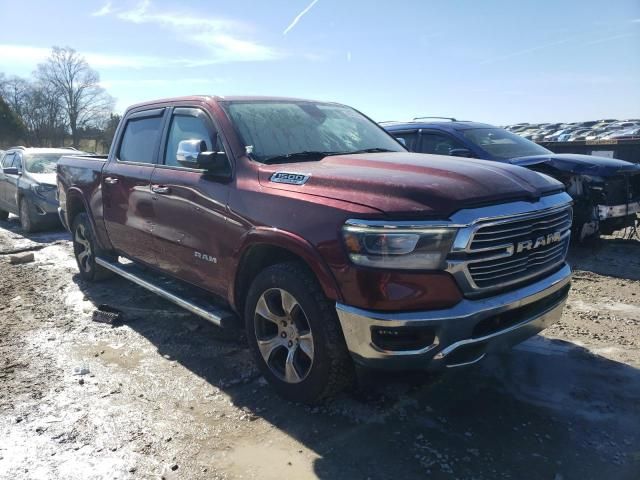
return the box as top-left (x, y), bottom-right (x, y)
top-left (336, 263), bottom-right (571, 370)
top-left (598, 201), bottom-right (640, 220)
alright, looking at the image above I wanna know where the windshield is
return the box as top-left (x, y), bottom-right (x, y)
top-left (24, 153), bottom-right (65, 174)
top-left (462, 128), bottom-right (551, 159)
top-left (221, 100), bottom-right (405, 163)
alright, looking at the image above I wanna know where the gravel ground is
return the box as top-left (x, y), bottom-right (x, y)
top-left (1, 216), bottom-right (639, 480)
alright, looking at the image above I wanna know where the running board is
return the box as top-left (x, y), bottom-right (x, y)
top-left (95, 257), bottom-right (237, 328)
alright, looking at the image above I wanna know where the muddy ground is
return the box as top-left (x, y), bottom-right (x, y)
top-left (0, 216), bottom-right (639, 480)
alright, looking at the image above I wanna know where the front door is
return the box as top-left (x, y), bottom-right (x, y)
top-left (0, 152), bottom-right (17, 211)
top-left (102, 108), bottom-right (166, 265)
top-left (150, 106), bottom-right (233, 297)
top-left (1, 152), bottom-right (22, 213)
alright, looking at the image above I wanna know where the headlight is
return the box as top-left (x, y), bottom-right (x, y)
top-left (32, 184), bottom-right (56, 196)
top-left (342, 222), bottom-right (457, 270)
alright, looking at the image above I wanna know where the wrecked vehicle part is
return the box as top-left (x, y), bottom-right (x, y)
top-left (524, 163), bottom-right (640, 241)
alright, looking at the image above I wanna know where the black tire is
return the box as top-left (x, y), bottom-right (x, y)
top-left (71, 213), bottom-right (114, 282)
top-left (0, 209), bottom-right (8, 221)
top-left (244, 262), bottom-right (354, 404)
top-left (19, 198), bottom-right (40, 233)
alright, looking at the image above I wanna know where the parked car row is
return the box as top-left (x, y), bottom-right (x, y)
top-left (504, 119), bottom-right (640, 142)
top-left (0, 96), bottom-right (636, 403)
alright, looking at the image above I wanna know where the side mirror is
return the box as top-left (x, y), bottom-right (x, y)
top-left (396, 137), bottom-right (407, 147)
top-left (449, 148), bottom-right (474, 158)
top-left (2, 167), bottom-right (20, 175)
top-left (176, 139), bottom-right (229, 174)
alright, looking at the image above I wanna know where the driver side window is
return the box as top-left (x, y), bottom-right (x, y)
top-left (2, 153), bottom-right (15, 168)
top-left (420, 133), bottom-right (465, 156)
top-left (164, 113), bottom-right (216, 167)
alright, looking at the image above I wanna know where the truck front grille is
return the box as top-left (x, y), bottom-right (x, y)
top-left (464, 206), bottom-right (572, 291)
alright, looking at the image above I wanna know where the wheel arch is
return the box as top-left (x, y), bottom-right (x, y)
top-left (231, 228), bottom-right (342, 315)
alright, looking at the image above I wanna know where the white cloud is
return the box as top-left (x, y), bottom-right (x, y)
top-left (283, 0), bottom-right (320, 35)
top-left (0, 44), bottom-right (182, 69)
top-left (111, 0), bottom-right (281, 63)
top-left (92, 2), bottom-right (112, 17)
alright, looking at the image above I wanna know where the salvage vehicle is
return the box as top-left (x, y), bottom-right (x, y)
top-left (383, 120), bottom-right (640, 240)
top-left (58, 96), bottom-right (573, 403)
top-left (0, 146), bottom-right (81, 232)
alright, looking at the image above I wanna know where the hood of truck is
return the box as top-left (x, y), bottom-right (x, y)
top-left (258, 152), bottom-right (564, 218)
top-left (509, 153), bottom-right (640, 177)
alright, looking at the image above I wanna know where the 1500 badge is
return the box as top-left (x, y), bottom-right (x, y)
top-left (270, 172), bottom-right (310, 185)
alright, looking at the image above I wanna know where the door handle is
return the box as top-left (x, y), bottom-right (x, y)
top-left (104, 177), bottom-right (119, 185)
top-left (151, 184), bottom-right (171, 194)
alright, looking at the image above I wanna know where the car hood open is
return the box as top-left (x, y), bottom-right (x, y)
top-left (509, 154), bottom-right (640, 177)
top-left (258, 152), bottom-right (564, 218)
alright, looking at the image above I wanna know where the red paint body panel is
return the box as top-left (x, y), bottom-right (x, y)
top-left (57, 96), bottom-right (563, 313)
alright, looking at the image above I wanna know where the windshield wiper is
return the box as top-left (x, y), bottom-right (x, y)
top-left (346, 148), bottom-right (396, 154)
top-left (263, 151), bottom-right (341, 164)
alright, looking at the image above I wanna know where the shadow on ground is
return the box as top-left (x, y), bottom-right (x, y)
top-left (72, 272), bottom-right (640, 479)
top-left (0, 216), bottom-right (69, 252)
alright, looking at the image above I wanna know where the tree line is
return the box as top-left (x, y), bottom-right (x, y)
top-left (0, 46), bottom-right (119, 152)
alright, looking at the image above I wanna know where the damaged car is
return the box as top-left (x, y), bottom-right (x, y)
top-left (383, 119), bottom-right (640, 240)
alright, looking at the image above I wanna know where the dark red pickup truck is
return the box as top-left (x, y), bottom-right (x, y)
top-left (57, 96), bottom-right (572, 403)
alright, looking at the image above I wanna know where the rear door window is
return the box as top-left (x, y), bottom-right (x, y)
top-left (118, 113), bottom-right (164, 164)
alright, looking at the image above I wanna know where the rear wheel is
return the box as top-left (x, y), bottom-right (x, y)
top-left (72, 213), bottom-right (113, 281)
top-left (245, 262), bottom-right (354, 404)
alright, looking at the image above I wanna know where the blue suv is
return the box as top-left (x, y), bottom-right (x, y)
top-left (383, 118), bottom-right (640, 240)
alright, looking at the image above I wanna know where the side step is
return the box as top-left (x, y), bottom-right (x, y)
top-left (95, 257), bottom-right (238, 328)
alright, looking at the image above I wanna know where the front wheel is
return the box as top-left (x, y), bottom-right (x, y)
top-left (72, 213), bottom-right (113, 281)
top-left (245, 262), bottom-right (354, 404)
top-left (19, 198), bottom-right (39, 233)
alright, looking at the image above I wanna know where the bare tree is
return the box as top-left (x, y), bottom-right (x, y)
top-left (36, 47), bottom-right (114, 147)
top-left (0, 75), bottom-right (31, 117)
top-left (20, 82), bottom-right (67, 146)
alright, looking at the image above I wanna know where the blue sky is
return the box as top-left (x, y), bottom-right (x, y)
top-left (0, 0), bottom-right (638, 124)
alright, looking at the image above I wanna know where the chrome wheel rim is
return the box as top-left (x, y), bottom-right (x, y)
top-left (75, 224), bottom-right (92, 273)
top-left (254, 288), bottom-right (314, 384)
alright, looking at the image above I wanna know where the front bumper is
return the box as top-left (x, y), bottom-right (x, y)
top-left (336, 263), bottom-right (571, 370)
top-left (58, 207), bottom-right (69, 231)
top-left (597, 201), bottom-right (640, 220)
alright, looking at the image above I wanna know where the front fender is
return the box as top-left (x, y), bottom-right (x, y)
top-left (230, 227), bottom-right (343, 308)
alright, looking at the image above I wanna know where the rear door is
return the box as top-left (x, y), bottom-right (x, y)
top-left (102, 108), bottom-right (166, 265)
top-left (150, 106), bottom-right (233, 297)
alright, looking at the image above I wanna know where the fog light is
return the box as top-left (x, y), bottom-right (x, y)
top-left (371, 326), bottom-right (436, 352)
